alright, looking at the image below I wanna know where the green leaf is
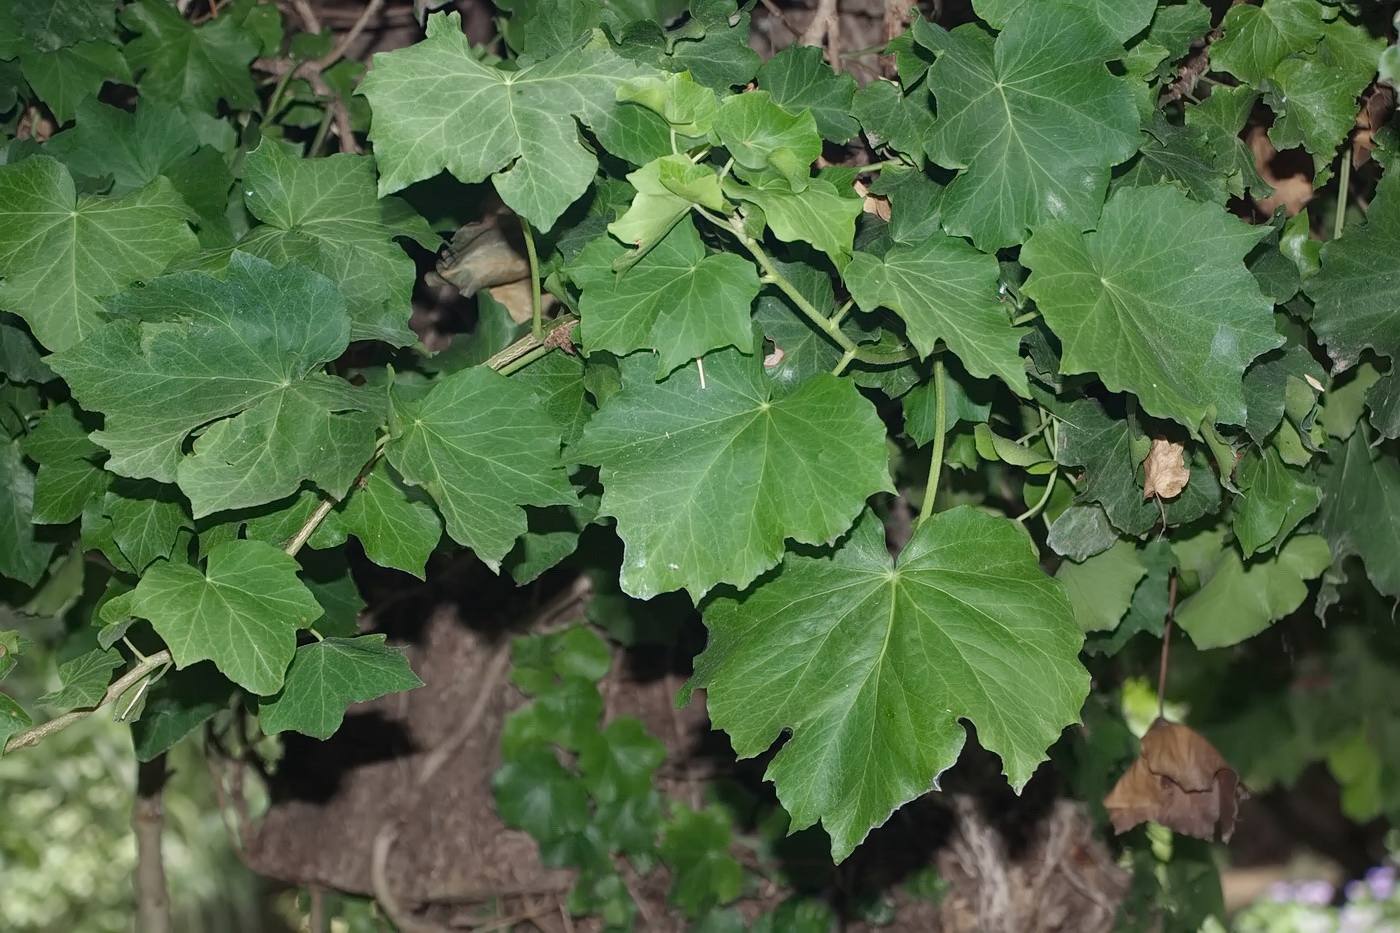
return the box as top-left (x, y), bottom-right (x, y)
top-left (82, 481), bottom-right (192, 574)
top-left (917, 9), bottom-right (1139, 249)
top-left (131, 665), bottom-right (234, 762)
top-left (694, 507), bottom-right (1087, 861)
top-left (14, 0), bottom-right (116, 52)
top-left (617, 70), bottom-right (719, 137)
top-left (1266, 20), bottom-right (1386, 162)
top-left (238, 141), bottom-right (437, 345)
top-left (851, 80), bottom-right (935, 162)
top-left (1086, 537), bottom-right (1176, 655)
top-left (577, 716), bottom-right (665, 803)
top-left (1046, 503), bottom-right (1118, 562)
top-left (606, 157), bottom-right (701, 250)
top-left (131, 539), bottom-right (323, 695)
top-left (845, 233), bottom-right (1026, 391)
top-left (1174, 533), bottom-right (1331, 648)
top-left (1211, 0), bottom-right (1326, 86)
top-left (574, 348), bottom-right (893, 599)
top-left (0, 439), bottom-right (54, 585)
top-left (1306, 168), bottom-right (1400, 373)
top-left (1053, 398), bottom-right (1222, 536)
top-left (48, 253), bottom-right (368, 504)
top-left (1055, 540), bottom-right (1146, 633)
top-left (0, 157), bottom-right (197, 353)
top-left (18, 40), bottom-right (131, 123)
top-left (33, 456), bottom-right (111, 524)
top-left (386, 366), bottom-right (576, 567)
top-left (36, 648), bottom-right (122, 711)
top-left (339, 460), bottom-right (442, 579)
top-left (713, 90), bottom-right (821, 177)
top-left (1232, 447), bottom-right (1320, 555)
top-left (1022, 185), bottom-right (1278, 427)
top-left (974, 0), bottom-right (1156, 44)
top-left (359, 12), bottom-right (648, 230)
top-left (0, 693), bottom-right (33, 751)
top-left (0, 316), bottom-right (53, 383)
top-left (1112, 114), bottom-right (1231, 205)
top-left (756, 45), bottom-right (858, 143)
top-left (573, 219), bottom-right (759, 376)
top-left (1318, 429), bottom-right (1400, 601)
top-left (639, 0), bottom-right (759, 91)
top-left (870, 164), bottom-right (944, 245)
top-left (724, 170), bottom-right (862, 269)
top-left (659, 805), bottom-right (743, 916)
top-left (493, 744), bottom-right (592, 843)
top-left (121, 0), bottom-right (258, 113)
top-left (259, 634), bottom-right (423, 739)
top-left (44, 96), bottom-right (199, 196)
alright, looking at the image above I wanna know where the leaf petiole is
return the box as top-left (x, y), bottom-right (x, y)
top-left (521, 218), bottom-right (544, 342)
top-left (917, 356), bottom-right (947, 525)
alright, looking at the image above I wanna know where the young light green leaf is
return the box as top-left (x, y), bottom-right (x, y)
top-left (1232, 447), bottom-right (1320, 555)
top-left (121, 0), bottom-right (259, 113)
top-left (259, 634), bottom-right (423, 739)
top-left (36, 648), bottom-right (122, 711)
top-left (1175, 534), bottom-right (1330, 648)
top-left (1211, 0), bottom-right (1326, 86)
top-left (47, 253), bottom-right (366, 498)
top-left (132, 539), bottom-right (323, 695)
top-left (574, 219), bottom-right (760, 376)
top-left (359, 12), bottom-right (648, 230)
top-left (724, 169), bottom-right (862, 269)
top-left (694, 507), bottom-right (1087, 862)
top-left (845, 233), bottom-right (1026, 392)
top-left (917, 8), bottom-right (1138, 249)
top-left (574, 348), bottom-right (893, 599)
top-left (1306, 168), bottom-right (1400, 373)
top-left (238, 141), bottom-right (438, 345)
top-left (1055, 540), bottom-right (1147, 633)
top-left (386, 366), bottom-right (576, 567)
top-left (713, 90), bottom-right (821, 177)
top-left (0, 157), bottom-right (197, 353)
top-left (339, 460), bottom-right (442, 579)
top-left (617, 71), bottom-right (718, 137)
top-left (1023, 185), bottom-right (1278, 427)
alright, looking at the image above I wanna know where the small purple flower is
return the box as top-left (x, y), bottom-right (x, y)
top-left (1267, 881), bottom-right (1297, 903)
top-left (1366, 864), bottom-right (1397, 901)
top-left (1297, 879), bottom-right (1336, 906)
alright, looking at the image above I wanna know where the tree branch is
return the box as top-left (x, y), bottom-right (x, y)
top-left (4, 650), bottom-right (173, 754)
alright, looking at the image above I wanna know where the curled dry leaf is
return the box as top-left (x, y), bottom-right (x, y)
top-left (1142, 437), bottom-right (1189, 500)
top-left (1104, 717), bottom-right (1247, 842)
top-left (852, 178), bottom-right (891, 221)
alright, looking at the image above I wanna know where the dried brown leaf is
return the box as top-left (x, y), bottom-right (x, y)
top-left (1104, 718), bottom-right (1247, 842)
top-left (1142, 438), bottom-right (1189, 500)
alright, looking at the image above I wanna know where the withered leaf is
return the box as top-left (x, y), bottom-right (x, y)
top-left (1142, 437), bottom-right (1189, 500)
top-left (1104, 717), bottom-right (1246, 842)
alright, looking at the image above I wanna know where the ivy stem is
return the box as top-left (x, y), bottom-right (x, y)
top-left (1009, 309), bottom-right (1040, 326)
top-left (3, 649), bottom-right (174, 754)
top-left (1014, 469), bottom-right (1058, 524)
top-left (831, 347), bottom-right (857, 376)
top-left (692, 206), bottom-right (859, 356)
top-left (308, 100), bottom-right (335, 157)
top-left (1333, 151), bottom-right (1352, 241)
top-left (917, 356), bottom-right (948, 526)
top-left (521, 218), bottom-right (544, 342)
top-left (264, 66), bottom-right (297, 120)
top-left (830, 298), bottom-right (855, 327)
top-left (1158, 571), bottom-right (1178, 721)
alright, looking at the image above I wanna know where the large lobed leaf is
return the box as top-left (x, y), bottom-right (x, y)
top-left (694, 507), bottom-right (1088, 861)
top-left (574, 348), bottom-right (893, 599)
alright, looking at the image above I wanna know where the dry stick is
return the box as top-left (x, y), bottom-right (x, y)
top-left (1158, 570), bottom-right (1179, 721)
top-left (290, 0), bottom-right (323, 34)
top-left (133, 755), bottom-right (172, 933)
top-left (314, 0), bottom-right (385, 71)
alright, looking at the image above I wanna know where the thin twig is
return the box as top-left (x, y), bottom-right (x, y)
top-left (1158, 571), bottom-right (1178, 721)
top-left (314, 0), bottom-right (385, 71)
top-left (290, 0), bottom-right (322, 34)
top-left (3, 650), bottom-right (173, 753)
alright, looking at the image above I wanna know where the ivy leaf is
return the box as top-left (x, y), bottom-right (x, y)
top-left (338, 460), bottom-right (442, 579)
top-left (1023, 185), bottom-right (1278, 427)
top-left (660, 805), bottom-right (743, 916)
top-left (1265, 21), bottom-right (1386, 162)
top-left (259, 634), bottom-right (423, 740)
top-left (386, 366), bottom-right (576, 568)
top-left (724, 169), bottom-right (862, 269)
top-left (82, 481), bottom-right (192, 574)
top-left (916, 9), bottom-right (1139, 249)
top-left (693, 507), bottom-right (1087, 862)
top-left (713, 91), bottom-right (821, 177)
top-left (359, 12), bottom-right (647, 230)
top-left (845, 233), bottom-right (1027, 392)
top-left (574, 348), bottom-right (893, 599)
top-left (1319, 429), bottom-right (1400, 601)
top-left (1306, 168), bottom-right (1400, 373)
top-left (36, 648), bottom-right (122, 711)
top-left (1112, 114), bottom-right (1231, 205)
top-left (974, 0), bottom-right (1157, 44)
top-left (1054, 398), bottom-right (1222, 536)
top-left (1175, 534), bottom-right (1331, 648)
top-left (14, 0), bottom-right (116, 52)
top-left (237, 141), bottom-right (437, 346)
top-left (1211, 0), bottom-right (1326, 86)
top-left (0, 694), bottom-right (33, 751)
top-left (121, 0), bottom-right (258, 113)
top-left (573, 219), bottom-right (760, 376)
top-left (756, 45), bottom-right (858, 143)
top-left (1047, 502), bottom-right (1119, 562)
top-left (1055, 540), bottom-right (1147, 633)
top-left (17, 40), bottom-right (131, 123)
top-left (1232, 447), bottom-right (1320, 555)
top-left (0, 439), bottom-right (54, 585)
top-left (131, 665), bottom-right (234, 762)
top-left (0, 157), bottom-right (197, 353)
top-left (47, 253), bottom-right (367, 504)
top-left (44, 96), bottom-right (199, 195)
top-left (131, 539), bottom-right (323, 695)
top-left (851, 81), bottom-right (935, 162)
